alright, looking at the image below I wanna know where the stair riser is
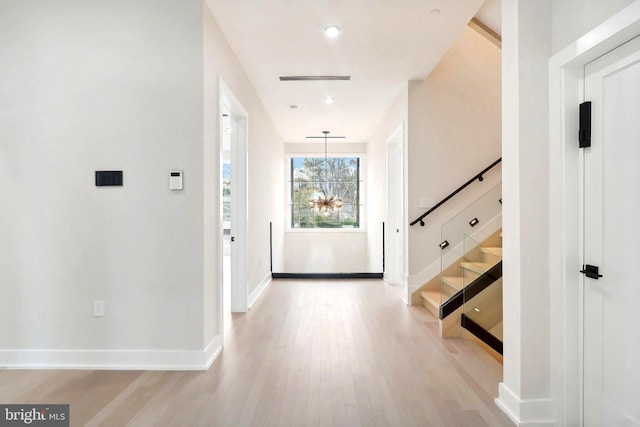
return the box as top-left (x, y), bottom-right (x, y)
top-left (421, 299), bottom-right (439, 318)
top-left (482, 252), bottom-right (502, 264)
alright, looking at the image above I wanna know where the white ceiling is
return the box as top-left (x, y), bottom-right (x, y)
top-left (206, 0), bottom-right (498, 143)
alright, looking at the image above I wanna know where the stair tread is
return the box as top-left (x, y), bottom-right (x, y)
top-left (480, 247), bottom-right (502, 256)
top-left (421, 285), bottom-right (456, 304)
top-left (441, 276), bottom-right (464, 291)
top-left (460, 261), bottom-right (494, 274)
top-left (420, 289), bottom-right (442, 307)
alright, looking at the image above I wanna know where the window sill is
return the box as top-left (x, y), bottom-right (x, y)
top-left (285, 227), bottom-right (367, 233)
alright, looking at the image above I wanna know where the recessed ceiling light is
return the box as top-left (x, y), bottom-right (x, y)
top-left (429, 9), bottom-right (440, 15)
top-left (324, 96), bottom-right (334, 104)
top-left (324, 26), bottom-right (340, 38)
top-left (290, 105), bottom-right (298, 110)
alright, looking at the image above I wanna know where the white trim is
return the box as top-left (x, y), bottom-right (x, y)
top-left (496, 383), bottom-right (554, 427)
top-left (219, 78), bottom-right (249, 315)
top-left (284, 228), bottom-right (366, 233)
top-left (203, 334), bottom-right (223, 369)
top-left (0, 336), bottom-right (222, 371)
top-left (248, 273), bottom-right (271, 309)
top-left (385, 123), bottom-right (406, 301)
top-left (402, 273), bottom-right (410, 305)
top-left (548, 3), bottom-right (640, 425)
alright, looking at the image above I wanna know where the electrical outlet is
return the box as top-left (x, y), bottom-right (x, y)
top-left (93, 300), bottom-right (104, 317)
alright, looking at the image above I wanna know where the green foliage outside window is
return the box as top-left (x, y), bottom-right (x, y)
top-left (290, 157), bottom-right (360, 229)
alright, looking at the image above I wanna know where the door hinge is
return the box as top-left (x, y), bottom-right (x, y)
top-left (580, 264), bottom-right (602, 279)
top-left (579, 101), bottom-right (592, 148)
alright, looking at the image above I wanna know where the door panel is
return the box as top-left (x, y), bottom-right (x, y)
top-left (583, 36), bottom-right (640, 427)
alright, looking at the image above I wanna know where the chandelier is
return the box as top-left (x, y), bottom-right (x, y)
top-left (306, 131), bottom-right (345, 216)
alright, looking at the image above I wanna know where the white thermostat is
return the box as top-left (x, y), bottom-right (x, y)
top-left (169, 170), bottom-right (183, 190)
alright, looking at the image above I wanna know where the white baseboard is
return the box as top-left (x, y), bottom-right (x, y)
top-left (496, 382), bottom-right (555, 426)
top-left (204, 334), bottom-right (223, 369)
top-left (0, 335), bottom-right (223, 371)
top-left (248, 273), bottom-right (271, 309)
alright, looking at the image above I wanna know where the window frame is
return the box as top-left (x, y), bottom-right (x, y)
top-left (285, 153), bottom-right (366, 232)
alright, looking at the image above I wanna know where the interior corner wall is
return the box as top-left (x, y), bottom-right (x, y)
top-left (406, 26), bottom-right (502, 282)
top-left (0, 0), bottom-right (206, 367)
top-left (203, 3), bottom-right (283, 319)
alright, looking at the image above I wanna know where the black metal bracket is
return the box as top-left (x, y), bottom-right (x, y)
top-left (580, 264), bottom-right (602, 279)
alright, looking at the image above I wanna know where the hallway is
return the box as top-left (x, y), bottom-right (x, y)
top-left (0, 280), bottom-right (513, 426)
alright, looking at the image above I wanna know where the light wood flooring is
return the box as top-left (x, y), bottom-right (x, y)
top-left (0, 279), bottom-right (514, 426)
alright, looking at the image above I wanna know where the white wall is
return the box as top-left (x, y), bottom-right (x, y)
top-left (498, 0), bottom-right (554, 424)
top-left (203, 3), bottom-right (284, 316)
top-left (0, 0), bottom-right (283, 369)
top-left (0, 0), bottom-right (206, 367)
top-left (552, 0), bottom-right (636, 53)
top-left (279, 142), bottom-right (373, 273)
top-left (407, 26), bottom-right (502, 282)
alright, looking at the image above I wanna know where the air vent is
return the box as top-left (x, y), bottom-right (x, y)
top-left (279, 76), bottom-right (351, 81)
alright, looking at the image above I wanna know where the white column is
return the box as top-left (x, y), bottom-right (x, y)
top-left (497, 0), bottom-right (554, 425)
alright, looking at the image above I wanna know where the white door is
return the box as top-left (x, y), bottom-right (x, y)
top-left (386, 125), bottom-right (404, 290)
top-left (583, 35), bottom-right (640, 427)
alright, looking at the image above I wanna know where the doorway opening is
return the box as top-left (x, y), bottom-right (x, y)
top-left (385, 123), bottom-right (406, 300)
top-left (219, 80), bottom-right (249, 337)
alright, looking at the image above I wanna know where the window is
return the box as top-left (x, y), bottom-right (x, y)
top-left (289, 156), bottom-right (361, 229)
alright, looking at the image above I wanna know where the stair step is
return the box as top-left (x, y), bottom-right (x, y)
top-left (441, 276), bottom-right (464, 291)
top-left (421, 289), bottom-right (442, 307)
top-left (489, 321), bottom-right (503, 341)
top-left (481, 247), bottom-right (503, 257)
top-left (421, 286), bottom-right (456, 302)
top-left (460, 262), bottom-right (494, 274)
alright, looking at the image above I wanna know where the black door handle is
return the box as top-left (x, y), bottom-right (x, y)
top-left (231, 236), bottom-right (235, 242)
top-left (580, 264), bottom-right (602, 279)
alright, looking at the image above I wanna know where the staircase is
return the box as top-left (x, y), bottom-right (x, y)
top-left (414, 229), bottom-right (504, 361)
top-left (409, 172), bottom-right (503, 361)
